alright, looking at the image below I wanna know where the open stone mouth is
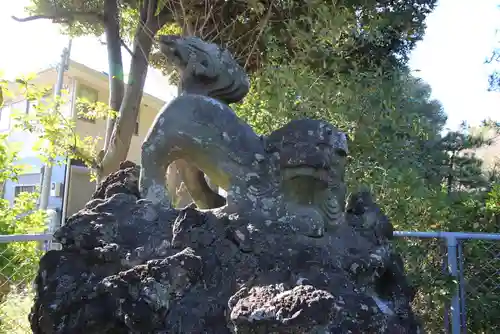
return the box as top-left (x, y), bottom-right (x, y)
top-left (282, 166), bottom-right (331, 185)
top-left (281, 167), bottom-right (331, 211)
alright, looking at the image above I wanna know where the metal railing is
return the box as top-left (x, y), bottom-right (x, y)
top-left (394, 231), bottom-right (500, 334)
top-left (0, 232), bottom-right (498, 334)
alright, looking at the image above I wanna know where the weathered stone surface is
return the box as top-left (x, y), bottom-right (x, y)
top-left (30, 164), bottom-right (422, 334)
top-left (139, 37), bottom-right (350, 239)
top-left (30, 36), bottom-right (422, 333)
top-left (92, 160), bottom-right (140, 200)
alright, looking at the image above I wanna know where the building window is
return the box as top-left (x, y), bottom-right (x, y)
top-left (14, 185), bottom-right (37, 198)
top-left (76, 82), bottom-right (98, 123)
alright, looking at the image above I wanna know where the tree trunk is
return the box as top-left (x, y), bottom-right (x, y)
top-left (446, 152), bottom-right (456, 195)
top-left (98, 10), bottom-right (160, 181)
top-left (103, 0), bottom-right (124, 151)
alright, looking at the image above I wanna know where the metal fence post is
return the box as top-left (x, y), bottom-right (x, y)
top-left (441, 241), bottom-right (450, 333)
top-left (446, 235), bottom-right (460, 334)
top-left (457, 240), bottom-right (467, 333)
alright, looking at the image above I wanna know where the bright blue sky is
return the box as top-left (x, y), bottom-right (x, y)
top-left (1, 0), bottom-right (499, 131)
top-left (408, 0), bottom-right (500, 130)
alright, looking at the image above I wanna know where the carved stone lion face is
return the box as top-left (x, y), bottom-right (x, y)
top-left (265, 119), bottom-right (348, 186)
top-left (158, 35), bottom-right (250, 104)
top-left (265, 119), bottom-right (349, 222)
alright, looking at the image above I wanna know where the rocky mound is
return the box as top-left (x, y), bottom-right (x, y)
top-left (29, 162), bottom-right (422, 333)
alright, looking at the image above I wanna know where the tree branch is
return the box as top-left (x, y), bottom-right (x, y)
top-left (120, 39), bottom-right (134, 57)
top-left (154, 0), bottom-right (177, 31)
top-left (11, 15), bottom-right (56, 22)
top-left (95, 37), bottom-right (134, 57)
top-left (12, 11), bottom-right (104, 24)
top-left (178, 0), bottom-right (194, 36)
top-left (146, 0), bottom-right (156, 24)
top-left (244, 0), bottom-right (274, 70)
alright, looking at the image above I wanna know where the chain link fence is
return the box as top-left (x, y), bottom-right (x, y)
top-left (0, 234), bottom-right (51, 334)
top-left (460, 238), bottom-right (500, 333)
top-left (394, 232), bottom-right (500, 334)
top-left (0, 232), bottom-right (498, 333)
top-left (393, 236), bottom-right (447, 332)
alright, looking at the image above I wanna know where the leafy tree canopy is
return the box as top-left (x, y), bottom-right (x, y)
top-left (4, 2), bottom-right (500, 331)
top-left (26, 0), bottom-right (437, 73)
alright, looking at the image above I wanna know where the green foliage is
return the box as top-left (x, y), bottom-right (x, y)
top-left (0, 72), bottom-right (104, 307)
top-left (76, 97), bottom-right (118, 121)
top-left (14, 0), bottom-right (500, 331)
top-left (233, 4), bottom-right (499, 332)
top-left (0, 134), bottom-right (24, 184)
top-left (5, 75), bottom-right (115, 183)
top-left (0, 190), bottom-right (46, 235)
top-left (486, 184), bottom-right (500, 213)
top-left (27, 0), bottom-right (437, 73)
top-left (0, 78), bottom-right (46, 298)
top-left (0, 287), bottom-right (34, 333)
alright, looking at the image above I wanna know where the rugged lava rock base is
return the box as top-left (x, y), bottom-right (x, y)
top-left (29, 162), bottom-right (422, 333)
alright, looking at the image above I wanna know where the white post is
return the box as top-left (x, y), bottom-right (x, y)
top-left (39, 40), bottom-right (72, 210)
top-left (60, 78), bottom-right (77, 226)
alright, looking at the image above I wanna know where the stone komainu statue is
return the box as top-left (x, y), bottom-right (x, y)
top-left (29, 35), bottom-right (423, 334)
